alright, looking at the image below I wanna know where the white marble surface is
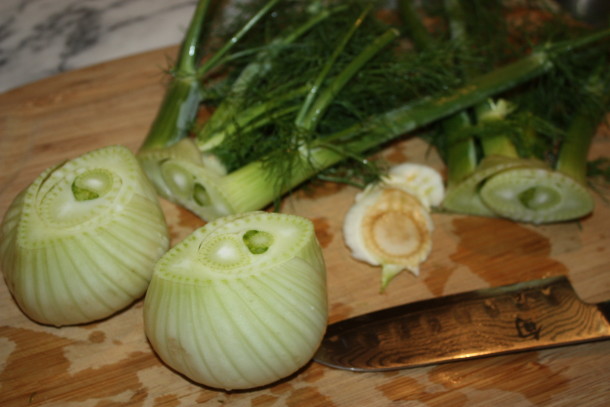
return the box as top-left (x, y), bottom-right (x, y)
top-left (0, 0), bottom-right (200, 93)
top-left (0, 0), bottom-right (604, 94)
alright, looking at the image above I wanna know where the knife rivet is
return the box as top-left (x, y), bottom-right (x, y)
top-left (483, 299), bottom-right (500, 317)
top-left (515, 316), bottom-right (541, 339)
top-left (426, 316), bottom-right (442, 333)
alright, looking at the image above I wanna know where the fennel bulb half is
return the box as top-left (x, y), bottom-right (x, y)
top-left (0, 145), bottom-right (170, 326)
top-left (144, 211), bottom-right (328, 390)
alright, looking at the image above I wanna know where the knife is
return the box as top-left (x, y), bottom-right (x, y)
top-left (314, 275), bottom-right (610, 371)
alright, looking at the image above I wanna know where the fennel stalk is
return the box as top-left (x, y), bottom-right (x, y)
top-left (139, 0), bottom-right (610, 223)
top-left (402, 0), bottom-right (609, 223)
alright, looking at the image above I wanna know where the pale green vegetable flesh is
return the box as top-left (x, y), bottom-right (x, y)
top-left (400, 0), bottom-right (607, 224)
top-left (441, 95), bottom-right (598, 223)
top-left (144, 211), bottom-right (328, 390)
top-left (479, 168), bottom-right (594, 223)
top-left (138, 138), bottom-right (233, 220)
top-left (0, 146), bottom-right (170, 326)
top-left (441, 155), bottom-right (548, 217)
top-left (473, 68), bottom-right (608, 223)
top-left (343, 171), bottom-right (437, 292)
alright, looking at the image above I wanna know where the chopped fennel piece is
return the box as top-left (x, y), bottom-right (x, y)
top-left (442, 155), bottom-right (548, 217)
top-left (382, 163), bottom-right (445, 209)
top-left (479, 167), bottom-right (594, 223)
top-left (343, 163), bottom-right (443, 291)
top-left (344, 183), bottom-right (437, 291)
top-left (138, 138), bottom-right (233, 220)
top-left (475, 69), bottom-right (606, 224)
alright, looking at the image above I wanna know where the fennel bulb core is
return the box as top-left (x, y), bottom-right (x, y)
top-left (0, 145), bottom-right (170, 326)
top-left (144, 211), bottom-right (328, 390)
top-left (343, 163), bottom-right (442, 291)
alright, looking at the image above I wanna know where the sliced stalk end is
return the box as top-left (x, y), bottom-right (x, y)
top-left (479, 168), bottom-right (594, 223)
top-left (443, 153), bottom-right (595, 223)
top-left (138, 139), bottom-right (232, 221)
top-left (141, 137), bottom-right (343, 222)
top-left (442, 155), bottom-right (540, 217)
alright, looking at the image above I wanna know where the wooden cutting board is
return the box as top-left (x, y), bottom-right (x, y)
top-left (1, 45), bottom-right (609, 407)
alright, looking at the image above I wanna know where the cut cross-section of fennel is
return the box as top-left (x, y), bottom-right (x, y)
top-left (479, 167), bottom-right (594, 223)
top-left (343, 163), bottom-right (443, 291)
top-left (382, 163), bottom-right (445, 209)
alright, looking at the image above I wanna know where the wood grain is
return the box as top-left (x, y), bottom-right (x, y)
top-left (1, 45), bottom-right (609, 406)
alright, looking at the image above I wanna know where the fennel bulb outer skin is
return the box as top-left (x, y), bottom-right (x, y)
top-left (0, 145), bottom-right (170, 326)
top-left (144, 211), bottom-right (328, 390)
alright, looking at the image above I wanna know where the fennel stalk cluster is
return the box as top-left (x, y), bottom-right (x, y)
top-left (139, 0), bottom-right (610, 225)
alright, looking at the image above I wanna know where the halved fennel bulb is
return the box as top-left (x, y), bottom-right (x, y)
top-left (344, 163), bottom-right (442, 291)
top-left (144, 211), bottom-right (328, 390)
top-left (0, 145), bottom-right (170, 326)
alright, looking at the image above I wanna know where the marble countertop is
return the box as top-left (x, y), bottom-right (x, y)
top-left (0, 0), bottom-right (199, 94)
top-left (1, 0), bottom-right (606, 94)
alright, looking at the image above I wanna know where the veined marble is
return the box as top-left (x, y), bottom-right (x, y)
top-left (0, 0), bottom-right (199, 93)
top-left (0, 0), bottom-right (603, 94)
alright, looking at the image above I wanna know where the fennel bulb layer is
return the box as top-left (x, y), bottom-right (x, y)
top-left (0, 145), bottom-right (170, 326)
top-left (144, 211), bottom-right (328, 390)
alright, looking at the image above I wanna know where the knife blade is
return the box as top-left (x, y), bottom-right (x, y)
top-left (314, 275), bottom-right (610, 371)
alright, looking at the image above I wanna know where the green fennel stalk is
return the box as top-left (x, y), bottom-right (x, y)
top-left (139, 0), bottom-right (610, 222)
top-left (407, 0), bottom-right (544, 218)
top-left (140, 0), bottom-right (283, 150)
top-left (462, 4), bottom-right (607, 223)
top-left (196, 2), bottom-right (343, 152)
top-left (140, 1), bottom-right (402, 220)
top-left (137, 0), bottom-right (286, 215)
top-left (401, 0), bottom-right (608, 223)
top-left (193, 30), bottom-right (609, 219)
top-left (138, 0), bottom-right (282, 151)
top-left (399, 0), bottom-right (490, 215)
top-left (479, 65), bottom-right (609, 222)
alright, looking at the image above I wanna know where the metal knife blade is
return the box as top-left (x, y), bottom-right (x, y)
top-left (314, 275), bottom-right (610, 371)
